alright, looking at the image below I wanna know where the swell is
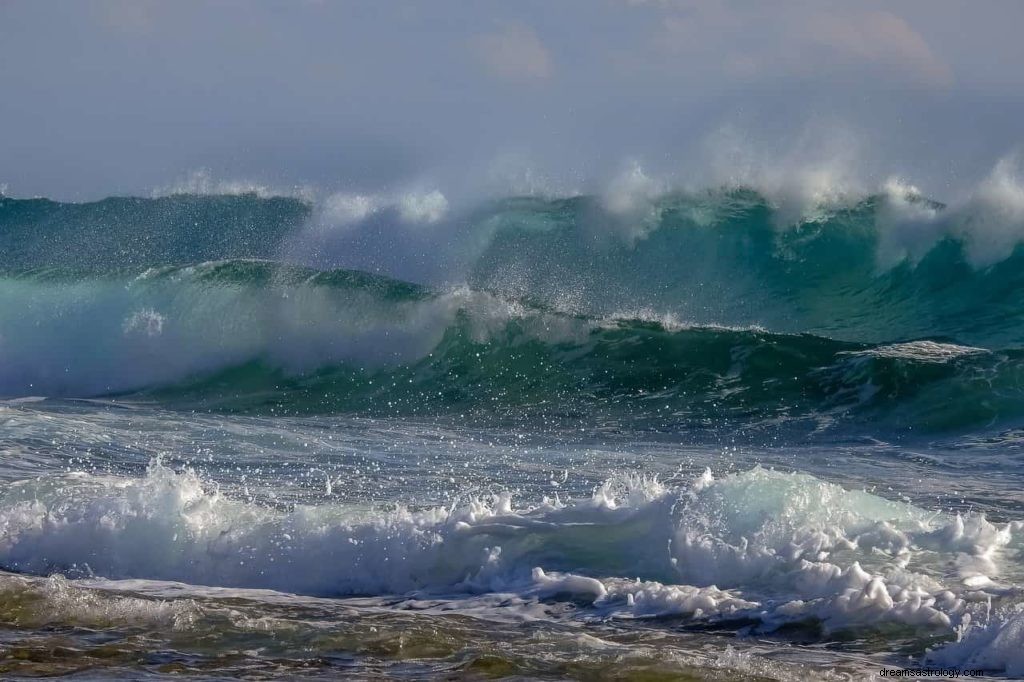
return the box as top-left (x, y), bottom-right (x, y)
top-left (1, 261), bottom-right (1022, 434)
top-left (5, 188), bottom-right (1024, 348)
top-left (465, 191), bottom-right (1024, 348)
top-left (147, 322), bottom-right (1024, 433)
top-left (4, 186), bottom-right (1024, 433)
top-left (0, 194), bottom-right (310, 269)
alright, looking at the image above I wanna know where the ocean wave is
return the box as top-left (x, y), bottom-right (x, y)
top-left (151, 169), bottom-right (316, 202)
top-left (0, 461), bottom-right (1019, 645)
top-left (1, 261), bottom-right (1023, 432)
top-left (6, 173), bottom-right (1024, 433)
top-left (6, 164), bottom-right (1024, 275)
top-left (6, 174), bottom-right (1024, 344)
top-left (0, 193), bottom-right (311, 269)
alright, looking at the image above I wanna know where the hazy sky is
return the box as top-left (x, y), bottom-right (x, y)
top-left (2, 0), bottom-right (1022, 201)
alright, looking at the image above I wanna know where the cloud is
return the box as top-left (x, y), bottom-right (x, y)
top-left (471, 21), bottom-right (552, 82)
top-left (810, 10), bottom-right (953, 88)
top-left (94, 0), bottom-right (159, 35)
top-left (648, 2), bottom-right (952, 88)
top-left (0, 0), bottom-right (1019, 201)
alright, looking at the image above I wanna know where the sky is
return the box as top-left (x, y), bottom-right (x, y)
top-left (1, 0), bottom-right (1023, 202)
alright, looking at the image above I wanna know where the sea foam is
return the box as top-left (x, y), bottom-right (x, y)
top-left (0, 461), bottom-right (1018, 645)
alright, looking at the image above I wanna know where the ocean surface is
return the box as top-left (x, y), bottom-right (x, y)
top-left (3, 184), bottom-right (1024, 679)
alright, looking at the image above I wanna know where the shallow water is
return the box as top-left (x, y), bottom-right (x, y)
top-left (3, 400), bottom-right (1024, 679)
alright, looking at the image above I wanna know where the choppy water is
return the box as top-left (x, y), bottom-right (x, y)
top-left (4, 185), bottom-right (1024, 679)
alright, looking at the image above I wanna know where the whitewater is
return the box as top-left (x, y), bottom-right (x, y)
top-left (5, 166), bottom-right (1024, 679)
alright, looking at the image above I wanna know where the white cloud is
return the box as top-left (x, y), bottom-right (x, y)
top-left (809, 10), bottom-right (953, 88)
top-left (95, 0), bottom-right (159, 35)
top-left (648, 2), bottom-right (952, 89)
top-left (471, 22), bottom-right (552, 82)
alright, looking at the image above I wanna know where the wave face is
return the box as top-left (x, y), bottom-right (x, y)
top-left (0, 194), bottom-right (310, 268)
top-left (3, 189), bottom-right (1024, 435)
top-left (465, 191), bottom-right (1024, 348)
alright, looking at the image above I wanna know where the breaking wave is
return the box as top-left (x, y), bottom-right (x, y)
top-left (5, 175), bottom-right (1024, 434)
top-left (1, 459), bottom-right (1021, 673)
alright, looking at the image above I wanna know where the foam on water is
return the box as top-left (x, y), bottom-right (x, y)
top-left (0, 569), bottom-right (866, 681)
top-left (927, 605), bottom-right (1024, 675)
top-left (0, 572), bottom-right (200, 630)
top-left (1, 460), bottom-right (1021, 653)
top-left (151, 168), bottom-right (316, 202)
top-left (316, 189), bottom-right (449, 228)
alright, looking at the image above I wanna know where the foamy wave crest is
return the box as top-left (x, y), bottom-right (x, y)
top-left (701, 123), bottom-right (867, 227)
top-left (316, 189), bottom-right (449, 229)
top-left (880, 156), bottom-right (1024, 267)
top-left (150, 170), bottom-right (448, 229)
top-left (153, 168), bottom-right (315, 201)
top-left (0, 462), bottom-right (1019, 638)
top-left (0, 263), bottom-right (547, 397)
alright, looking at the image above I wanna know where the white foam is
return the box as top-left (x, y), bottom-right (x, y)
top-left (0, 461), bottom-right (1018, 639)
top-left (954, 157), bottom-right (1024, 266)
top-left (879, 156), bottom-right (1024, 268)
top-left (843, 340), bottom-right (989, 363)
top-left (602, 162), bottom-right (666, 216)
top-left (927, 605), bottom-right (1024, 675)
top-left (397, 190), bottom-right (449, 225)
top-left (701, 123), bottom-right (866, 227)
top-left (0, 268), bottom-right (582, 397)
top-left (122, 308), bottom-right (165, 338)
top-left (316, 188), bottom-right (449, 230)
top-left (319, 192), bottom-right (380, 226)
top-left (0, 572), bottom-right (199, 630)
top-left (597, 162), bottom-right (669, 242)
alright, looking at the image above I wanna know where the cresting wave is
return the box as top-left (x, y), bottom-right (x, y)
top-left (4, 178), bottom-right (1024, 433)
top-left (0, 260), bottom-right (1022, 433)
top-left (5, 177), bottom-right (1024, 347)
top-left (1, 460), bottom-right (1023, 674)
